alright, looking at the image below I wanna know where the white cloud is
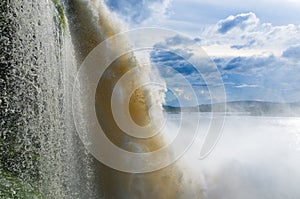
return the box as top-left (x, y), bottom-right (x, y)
top-left (235, 84), bottom-right (259, 88)
top-left (104, 0), bottom-right (172, 25)
top-left (216, 12), bottom-right (259, 34)
top-left (150, 13), bottom-right (300, 102)
top-left (200, 12), bottom-right (300, 57)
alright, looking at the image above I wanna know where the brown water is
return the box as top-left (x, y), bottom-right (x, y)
top-left (66, 0), bottom-right (197, 198)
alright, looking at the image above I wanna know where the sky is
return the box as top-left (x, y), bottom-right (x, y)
top-left (105, 0), bottom-right (300, 105)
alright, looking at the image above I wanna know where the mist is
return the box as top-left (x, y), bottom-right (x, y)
top-left (171, 113), bottom-right (300, 199)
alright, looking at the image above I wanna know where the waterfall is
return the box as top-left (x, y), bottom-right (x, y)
top-left (66, 0), bottom-right (203, 198)
top-left (0, 0), bottom-right (100, 198)
top-left (1, 0), bottom-right (202, 198)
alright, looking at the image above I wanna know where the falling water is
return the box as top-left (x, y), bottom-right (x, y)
top-left (1, 0), bottom-right (201, 198)
top-left (66, 0), bottom-right (200, 198)
top-left (0, 0), bottom-right (100, 198)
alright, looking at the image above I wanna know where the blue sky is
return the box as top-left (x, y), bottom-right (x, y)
top-left (105, 0), bottom-right (300, 105)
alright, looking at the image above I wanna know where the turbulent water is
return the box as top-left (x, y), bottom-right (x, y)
top-left (1, 0), bottom-right (300, 199)
top-left (1, 0), bottom-right (197, 198)
top-left (67, 0), bottom-right (198, 198)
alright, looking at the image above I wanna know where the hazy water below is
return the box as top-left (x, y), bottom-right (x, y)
top-left (166, 113), bottom-right (300, 199)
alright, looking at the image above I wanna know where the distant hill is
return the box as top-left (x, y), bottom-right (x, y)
top-left (163, 101), bottom-right (300, 116)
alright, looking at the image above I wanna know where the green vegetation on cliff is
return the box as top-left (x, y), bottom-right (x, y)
top-left (0, 167), bottom-right (45, 199)
top-left (52, 0), bottom-right (67, 32)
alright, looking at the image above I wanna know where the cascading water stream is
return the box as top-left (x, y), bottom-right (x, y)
top-left (66, 0), bottom-right (198, 198)
top-left (1, 0), bottom-right (202, 198)
top-left (1, 0), bottom-right (100, 198)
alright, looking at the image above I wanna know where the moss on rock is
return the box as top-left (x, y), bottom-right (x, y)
top-left (0, 168), bottom-right (45, 199)
top-left (52, 0), bottom-right (67, 32)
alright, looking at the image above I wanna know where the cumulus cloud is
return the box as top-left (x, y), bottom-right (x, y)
top-left (104, 0), bottom-right (172, 24)
top-left (192, 12), bottom-right (300, 102)
top-left (200, 12), bottom-right (300, 57)
top-left (152, 13), bottom-right (300, 101)
top-left (99, 6), bottom-right (300, 103)
top-left (217, 12), bottom-right (259, 34)
top-left (151, 35), bottom-right (199, 76)
top-left (150, 35), bottom-right (219, 105)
